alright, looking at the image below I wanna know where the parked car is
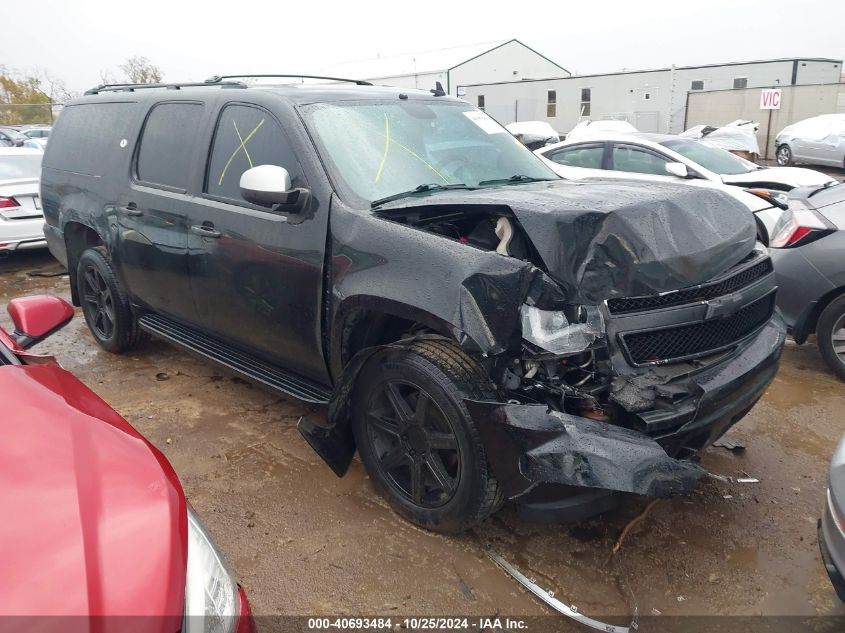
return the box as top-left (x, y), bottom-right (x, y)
top-left (42, 77), bottom-right (785, 533)
top-left (536, 133), bottom-right (836, 236)
top-left (535, 134), bottom-right (782, 237)
top-left (21, 125), bottom-right (51, 148)
top-left (0, 294), bottom-right (253, 631)
top-left (505, 121), bottom-right (559, 150)
top-left (769, 181), bottom-right (845, 379)
top-left (776, 114), bottom-right (845, 168)
top-left (565, 119), bottom-right (638, 141)
top-left (820, 431), bottom-right (845, 602)
top-left (0, 127), bottom-right (42, 150)
top-left (0, 148), bottom-right (48, 254)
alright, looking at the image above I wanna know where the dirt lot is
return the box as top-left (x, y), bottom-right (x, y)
top-left (2, 249), bottom-right (845, 629)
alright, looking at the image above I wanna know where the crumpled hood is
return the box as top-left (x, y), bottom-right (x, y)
top-left (0, 364), bottom-right (186, 625)
top-left (381, 179), bottom-right (757, 304)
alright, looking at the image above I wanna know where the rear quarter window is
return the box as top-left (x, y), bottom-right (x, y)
top-left (43, 102), bottom-right (138, 176)
top-left (136, 102), bottom-right (204, 190)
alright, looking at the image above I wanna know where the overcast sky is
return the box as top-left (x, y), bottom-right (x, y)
top-left (4, 0), bottom-right (843, 93)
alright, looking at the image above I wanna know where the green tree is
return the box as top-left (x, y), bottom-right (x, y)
top-left (0, 67), bottom-right (52, 125)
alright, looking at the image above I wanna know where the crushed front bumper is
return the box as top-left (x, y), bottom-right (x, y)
top-left (466, 316), bottom-right (785, 521)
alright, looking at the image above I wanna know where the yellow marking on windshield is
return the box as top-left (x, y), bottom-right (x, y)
top-left (233, 121), bottom-right (254, 169)
top-left (374, 113), bottom-right (390, 184)
top-left (218, 118), bottom-right (265, 186)
top-left (368, 126), bottom-right (449, 183)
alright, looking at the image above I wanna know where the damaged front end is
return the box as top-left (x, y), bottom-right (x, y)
top-left (306, 180), bottom-right (785, 521)
top-left (465, 241), bottom-right (784, 520)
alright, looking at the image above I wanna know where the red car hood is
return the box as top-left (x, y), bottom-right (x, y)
top-left (0, 363), bottom-right (187, 626)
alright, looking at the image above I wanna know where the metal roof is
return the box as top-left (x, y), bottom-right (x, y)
top-left (318, 40), bottom-right (511, 80)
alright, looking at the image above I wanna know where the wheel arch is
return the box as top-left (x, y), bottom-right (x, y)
top-left (793, 286), bottom-right (845, 344)
top-left (63, 221), bottom-right (105, 306)
top-left (304, 299), bottom-right (469, 478)
top-left (329, 295), bottom-right (457, 381)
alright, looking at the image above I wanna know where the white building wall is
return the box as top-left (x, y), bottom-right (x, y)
top-left (795, 59), bottom-right (843, 84)
top-left (461, 59), bottom-right (844, 136)
top-left (449, 40), bottom-right (569, 95)
top-left (464, 70), bottom-right (672, 133)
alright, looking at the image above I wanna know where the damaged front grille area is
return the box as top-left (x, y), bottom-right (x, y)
top-left (607, 255), bottom-right (773, 315)
top-left (620, 292), bottom-right (775, 366)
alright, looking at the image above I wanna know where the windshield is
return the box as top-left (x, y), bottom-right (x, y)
top-left (302, 100), bottom-right (557, 206)
top-left (0, 154), bottom-right (43, 180)
top-left (661, 139), bottom-right (756, 175)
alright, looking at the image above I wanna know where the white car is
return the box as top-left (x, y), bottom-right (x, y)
top-left (0, 148), bottom-right (47, 253)
top-left (21, 126), bottom-right (51, 149)
top-left (536, 133), bottom-right (837, 237)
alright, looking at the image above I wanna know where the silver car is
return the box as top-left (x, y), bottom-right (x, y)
top-left (769, 181), bottom-right (845, 379)
top-left (821, 432), bottom-right (845, 602)
top-left (776, 114), bottom-right (845, 168)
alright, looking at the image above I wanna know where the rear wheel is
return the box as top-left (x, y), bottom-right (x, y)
top-left (77, 247), bottom-right (148, 353)
top-left (776, 144), bottom-right (793, 166)
top-left (351, 339), bottom-right (502, 533)
top-left (817, 295), bottom-right (845, 381)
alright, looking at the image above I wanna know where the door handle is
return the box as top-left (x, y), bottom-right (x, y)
top-left (191, 224), bottom-right (221, 238)
top-left (119, 203), bottom-right (143, 217)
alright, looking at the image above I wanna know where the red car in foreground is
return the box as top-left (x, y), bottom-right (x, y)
top-left (0, 295), bottom-right (253, 633)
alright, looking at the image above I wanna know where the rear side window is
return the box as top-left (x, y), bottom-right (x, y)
top-left (43, 102), bottom-right (137, 176)
top-left (136, 102), bottom-right (204, 190)
top-left (205, 104), bottom-right (303, 203)
top-left (547, 144), bottom-right (604, 169)
top-left (611, 144), bottom-right (670, 175)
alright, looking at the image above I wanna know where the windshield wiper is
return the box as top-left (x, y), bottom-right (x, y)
top-left (371, 183), bottom-right (471, 207)
top-left (478, 174), bottom-right (554, 186)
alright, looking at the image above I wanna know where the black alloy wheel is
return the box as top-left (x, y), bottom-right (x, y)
top-left (81, 263), bottom-right (116, 341)
top-left (351, 339), bottom-right (502, 533)
top-left (75, 247), bottom-right (148, 353)
top-left (365, 379), bottom-right (461, 508)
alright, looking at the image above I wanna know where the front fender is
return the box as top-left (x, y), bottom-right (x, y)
top-left (328, 205), bottom-right (550, 357)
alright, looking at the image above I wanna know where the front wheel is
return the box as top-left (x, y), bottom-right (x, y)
top-left (817, 295), bottom-right (845, 381)
top-left (76, 247), bottom-right (148, 353)
top-left (776, 144), bottom-right (793, 166)
top-left (351, 339), bottom-right (502, 533)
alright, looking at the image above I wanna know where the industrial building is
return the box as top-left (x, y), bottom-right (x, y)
top-left (325, 39), bottom-right (842, 137)
top-left (320, 39), bottom-right (569, 96)
top-left (459, 57), bottom-right (843, 134)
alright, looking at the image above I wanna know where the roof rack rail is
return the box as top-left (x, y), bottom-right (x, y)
top-left (204, 74), bottom-right (373, 86)
top-left (84, 80), bottom-right (247, 95)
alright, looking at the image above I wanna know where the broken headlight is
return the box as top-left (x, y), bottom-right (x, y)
top-left (184, 507), bottom-right (240, 633)
top-left (520, 304), bottom-right (604, 355)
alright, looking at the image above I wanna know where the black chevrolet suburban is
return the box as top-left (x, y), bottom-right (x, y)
top-left (41, 76), bottom-right (786, 533)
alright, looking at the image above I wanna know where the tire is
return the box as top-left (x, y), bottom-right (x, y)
top-left (776, 144), bottom-right (793, 166)
top-left (817, 295), bottom-right (845, 381)
top-left (351, 339), bottom-right (502, 533)
top-left (76, 247), bottom-right (148, 353)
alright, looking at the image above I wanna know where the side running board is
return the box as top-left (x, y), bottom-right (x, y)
top-left (138, 313), bottom-right (331, 405)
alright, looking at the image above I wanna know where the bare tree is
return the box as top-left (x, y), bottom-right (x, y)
top-left (118, 56), bottom-right (163, 84)
top-left (32, 67), bottom-right (78, 103)
top-left (98, 68), bottom-right (119, 85)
